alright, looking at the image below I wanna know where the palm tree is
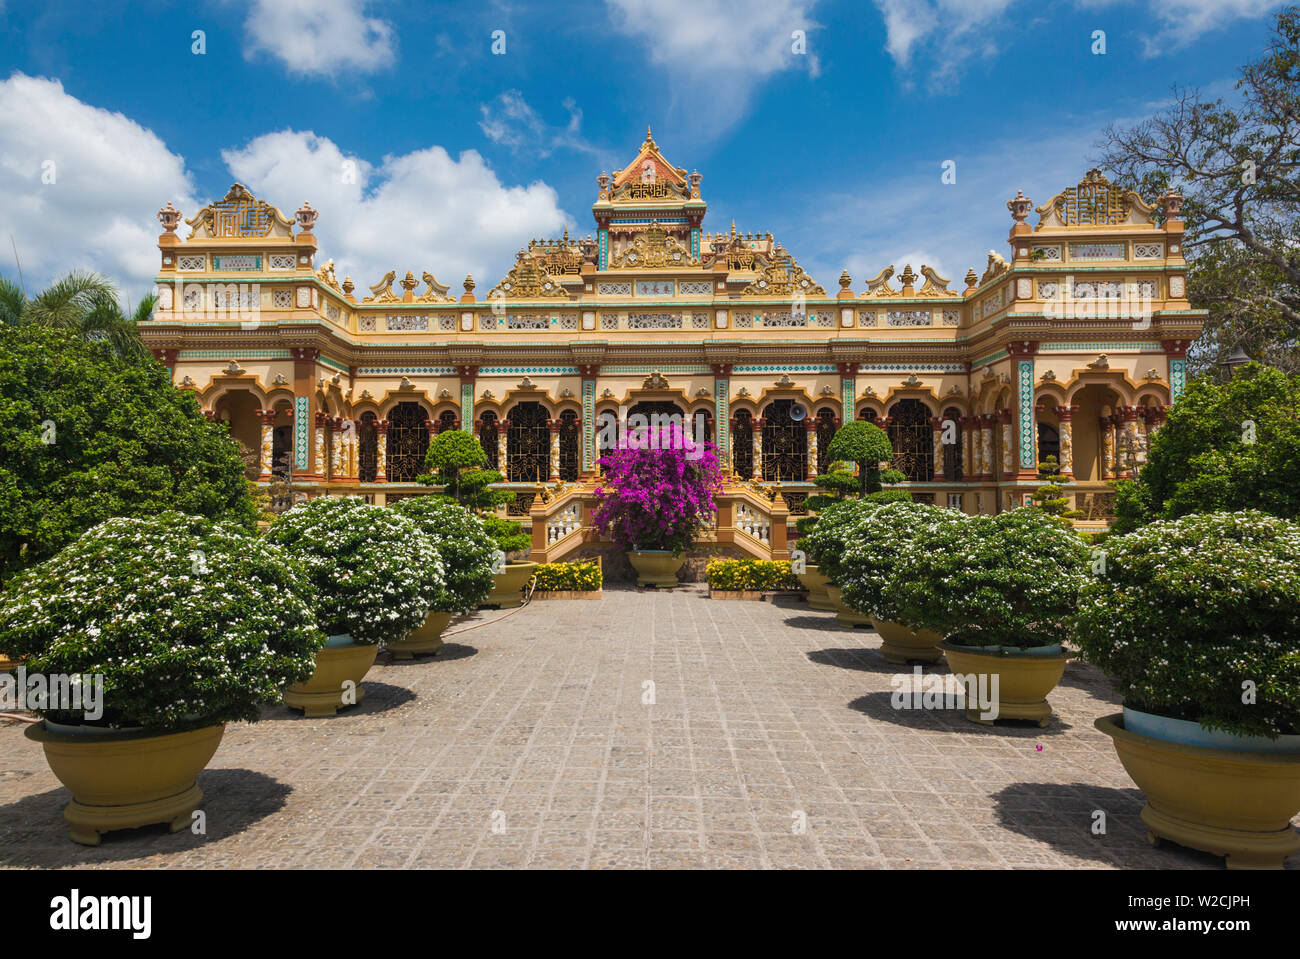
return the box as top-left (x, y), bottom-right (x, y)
top-left (1, 270), bottom-right (154, 361)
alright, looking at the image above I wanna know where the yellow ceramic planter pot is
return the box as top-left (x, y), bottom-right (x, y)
top-left (939, 641), bottom-right (1069, 727)
top-left (798, 564), bottom-right (835, 611)
top-left (826, 585), bottom-right (872, 628)
top-left (387, 611), bottom-right (453, 660)
top-left (1096, 713), bottom-right (1300, 869)
top-left (485, 562), bottom-right (538, 608)
top-left (284, 642), bottom-right (378, 717)
top-left (871, 616), bottom-right (943, 664)
top-left (628, 551), bottom-right (684, 588)
top-left (25, 723), bottom-right (225, 846)
top-left (0, 652), bottom-right (22, 674)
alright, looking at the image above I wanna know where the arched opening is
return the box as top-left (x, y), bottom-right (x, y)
top-left (1037, 423), bottom-right (1060, 468)
top-left (814, 406), bottom-right (838, 474)
top-left (436, 409), bottom-right (458, 433)
top-left (858, 408), bottom-right (878, 423)
top-left (888, 398), bottom-right (934, 482)
top-left (387, 401), bottom-right (430, 482)
top-left (761, 399), bottom-right (808, 482)
top-left (558, 409), bottom-right (580, 481)
top-left (506, 401), bottom-right (550, 482)
top-left (595, 409), bottom-right (618, 466)
top-left (731, 410), bottom-right (754, 477)
top-left (942, 406), bottom-right (963, 480)
top-left (212, 389), bottom-right (262, 480)
top-left (358, 411), bottom-right (378, 482)
top-left (477, 411), bottom-right (499, 469)
top-left (1071, 384), bottom-right (1123, 482)
top-left (628, 399), bottom-right (685, 442)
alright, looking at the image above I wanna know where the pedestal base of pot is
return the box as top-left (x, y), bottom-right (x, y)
top-left (284, 643), bottom-right (378, 717)
top-left (0, 653), bottom-right (23, 674)
top-left (484, 562), bottom-right (537, 608)
top-left (24, 723), bottom-right (224, 846)
top-left (826, 586), bottom-right (872, 628)
top-left (871, 617), bottom-right (943, 664)
top-left (940, 642), bottom-right (1069, 728)
top-left (388, 611), bottom-right (452, 660)
top-left (1096, 713), bottom-right (1300, 869)
top-left (798, 564), bottom-right (834, 611)
top-left (628, 551), bottom-right (684, 588)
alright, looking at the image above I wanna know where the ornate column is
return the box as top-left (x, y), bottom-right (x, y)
top-left (329, 417), bottom-right (344, 480)
top-left (980, 414), bottom-right (996, 481)
top-left (752, 418), bottom-right (765, 482)
top-left (998, 409), bottom-right (1014, 478)
top-left (257, 409), bottom-right (277, 480)
top-left (579, 364), bottom-right (599, 474)
top-left (548, 418), bottom-right (562, 482)
top-left (375, 419), bottom-right (389, 482)
top-left (457, 366), bottom-right (477, 432)
top-left (313, 411), bottom-right (328, 481)
top-left (1143, 404), bottom-right (1167, 438)
top-left (837, 362), bottom-right (857, 431)
top-left (1101, 415), bottom-right (1117, 479)
top-left (928, 416), bottom-right (945, 480)
top-left (1056, 405), bottom-right (1077, 477)
top-left (1162, 339), bottom-right (1190, 403)
top-left (805, 419), bottom-right (819, 479)
top-left (1117, 406), bottom-right (1141, 476)
top-left (291, 347), bottom-right (319, 480)
top-left (497, 420), bottom-right (510, 478)
top-left (1008, 340), bottom-right (1041, 478)
top-left (712, 364), bottom-right (732, 472)
top-left (961, 416), bottom-right (977, 479)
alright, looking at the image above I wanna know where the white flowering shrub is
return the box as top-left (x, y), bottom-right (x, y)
top-left (890, 508), bottom-right (1092, 648)
top-left (0, 513), bottom-right (324, 730)
top-left (838, 501), bottom-right (959, 622)
top-left (390, 496), bottom-right (495, 613)
top-left (264, 497), bottom-right (443, 646)
top-left (1075, 511), bottom-right (1300, 737)
top-left (800, 499), bottom-right (883, 583)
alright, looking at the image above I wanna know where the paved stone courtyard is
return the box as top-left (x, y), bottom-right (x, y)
top-left (1, 587), bottom-right (1294, 870)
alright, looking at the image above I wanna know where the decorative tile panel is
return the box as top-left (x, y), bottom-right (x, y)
top-left (679, 280), bottom-right (713, 296)
top-left (272, 289), bottom-right (293, 308)
top-left (1069, 242), bottom-right (1126, 260)
top-left (212, 255), bottom-right (261, 271)
top-left (269, 253), bottom-right (297, 270)
top-left (627, 313), bottom-right (681, 329)
top-left (178, 255), bottom-right (206, 271)
top-left (1018, 360), bottom-right (1035, 470)
top-left (294, 396), bottom-right (309, 470)
top-left (597, 281), bottom-right (632, 296)
top-left (1134, 243), bottom-right (1164, 259)
top-left (387, 314), bottom-right (430, 331)
top-left (886, 310), bottom-right (931, 327)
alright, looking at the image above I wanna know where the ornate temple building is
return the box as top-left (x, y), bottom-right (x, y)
top-left (141, 131), bottom-right (1205, 560)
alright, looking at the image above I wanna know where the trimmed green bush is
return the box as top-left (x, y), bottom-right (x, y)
top-left (0, 513), bottom-right (324, 730)
top-left (390, 497), bottom-right (496, 612)
top-left (264, 497), bottom-right (442, 645)
top-left (799, 498), bottom-right (883, 583)
top-left (706, 559), bottom-right (801, 591)
top-left (1075, 510), bottom-right (1300, 737)
top-left (533, 560), bottom-right (602, 592)
top-left (837, 501), bottom-right (956, 622)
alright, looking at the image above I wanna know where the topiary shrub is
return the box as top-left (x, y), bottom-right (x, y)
top-left (390, 496), bottom-right (496, 612)
top-left (706, 559), bottom-right (801, 591)
top-left (0, 513), bottom-right (324, 730)
top-left (264, 497), bottom-right (442, 645)
top-left (891, 508), bottom-right (1092, 648)
top-left (533, 560), bottom-right (602, 592)
top-left (837, 501), bottom-right (957, 622)
top-left (799, 498), bottom-right (881, 583)
top-left (1074, 510), bottom-right (1300, 737)
top-left (826, 421), bottom-right (894, 496)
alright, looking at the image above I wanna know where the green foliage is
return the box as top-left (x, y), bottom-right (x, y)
top-left (0, 325), bottom-right (257, 581)
top-left (706, 559), bottom-right (801, 591)
top-left (422, 430), bottom-right (487, 499)
top-left (0, 513), bottom-right (324, 730)
top-left (390, 497), bottom-right (496, 613)
top-left (800, 498), bottom-right (884, 583)
top-left (1140, 364), bottom-right (1300, 520)
top-left (838, 501), bottom-right (955, 623)
top-left (533, 560), bottom-right (602, 592)
top-left (1030, 456), bottom-right (1085, 527)
top-left (265, 497), bottom-right (443, 645)
top-left (1075, 511), bottom-right (1300, 737)
top-left (1, 270), bottom-right (153, 362)
top-left (890, 508), bottom-right (1093, 648)
top-left (481, 513), bottom-right (531, 556)
top-left (1109, 479), bottom-right (1153, 535)
top-left (826, 421), bottom-right (894, 496)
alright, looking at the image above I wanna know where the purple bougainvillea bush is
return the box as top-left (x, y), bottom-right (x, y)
top-left (593, 423), bottom-right (723, 556)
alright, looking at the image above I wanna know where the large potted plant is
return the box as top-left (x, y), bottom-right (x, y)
top-left (593, 422), bottom-right (722, 587)
top-left (388, 496), bottom-right (496, 658)
top-left (801, 499), bottom-right (879, 626)
top-left (420, 429), bottom-right (534, 608)
top-left (892, 508), bottom-right (1091, 725)
top-left (794, 460), bottom-right (858, 610)
top-left (0, 513), bottom-right (323, 845)
top-left (837, 501), bottom-right (952, 663)
top-left (1077, 511), bottom-right (1300, 869)
top-left (265, 497), bottom-right (442, 715)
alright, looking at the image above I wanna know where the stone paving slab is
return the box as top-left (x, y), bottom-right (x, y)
top-left (0, 586), bottom-right (1294, 870)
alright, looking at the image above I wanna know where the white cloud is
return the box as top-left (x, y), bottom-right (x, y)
top-left (604, 0), bottom-right (821, 135)
top-left (241, 0), bottom-right (395, 78)
top-left (222, 130), bottom-right (571, 293)
top-left (874, 0), bottom-right (1286, 84)
top-left (0, 73), bottom-right (199, 296)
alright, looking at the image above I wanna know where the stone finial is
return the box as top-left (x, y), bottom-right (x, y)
top-left (839, 269), bottom-right (852, 291)
top-left (157, 201), bottom-right (181, 233)
top-left (597, 171), bottom-right (610, 198)
top-left (899, 264), bottom-right (917, 294)
top-left (400, 271), bottom-right (418, 295)
top-left (341, 276), bottom-right (354, 299)
top-left (1159, 188), bottom-right (1185, 220)
top-left (464, 274), bottom-right (476, 294)
top-left (1007, 189), bottom-right (1033, 223)
top-left (964, 268), bottom-right (979, 292)
top-left (689, 169), bottom-right (702, 198)
top-left (295, 202), bottom-right (318, 233)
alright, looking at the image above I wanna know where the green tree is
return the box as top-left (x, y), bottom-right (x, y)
top-left (825, 421), bottom-right (895, 497)
top-left (1, 271), bottom-right (154, 362)
top-left (1099, 7), bottom-right (1300, 377)
top-left (1133, 363), bottom-right (1300, 522)
top-left (0, 326), bottom-right (256, 580)
top-left (416, 429), bottom-right (528, 553)
top-left (1029, 456), bottom-right (1084, 528)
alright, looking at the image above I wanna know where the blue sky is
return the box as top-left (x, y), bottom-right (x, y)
top-left (0, 0), bottom-right (1287, 300)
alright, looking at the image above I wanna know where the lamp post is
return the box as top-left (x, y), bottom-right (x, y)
top-left (1220, 345), bottom-right (1252, 377)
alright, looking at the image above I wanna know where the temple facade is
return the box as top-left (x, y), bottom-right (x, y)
top-left (141, 131), bottom-right (1205, 556)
